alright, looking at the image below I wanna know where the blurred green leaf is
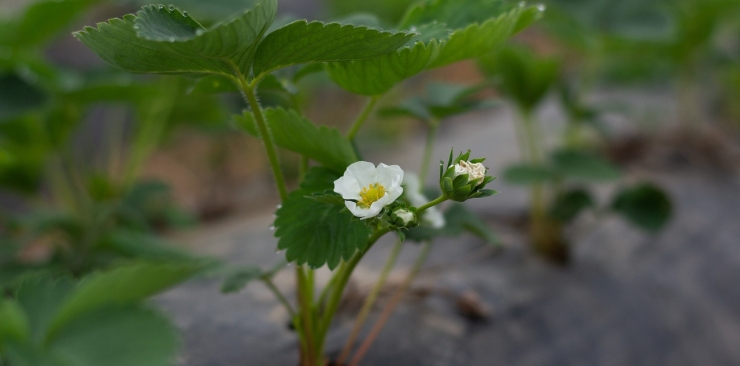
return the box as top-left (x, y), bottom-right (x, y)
top-left (478, 45), bottom-right (560, 112)
top-left (551, 149), bottom-right (621, 182)
top-left (400, 0), bottom-right (508, 29)
top-left (235, 108), bottom-right (357, 172)
top-left (103, 230), bottom-right (193, 262)
top-left (220, 266), bottom-right (263, 294)
top-left (252, 20), bottom-right (414, 76)
top-left (407, 204), bottom-right (499, 246)
top-left (75, 0), bottom-right (277, 76)
top-left (274, 167), bottom-right (371, 269)
top-left (15, 276), bottom-right (75, 343)
top-left (503, 164), bottom-right (556, 185)
top-left (48, 306), bottom-right (179, 366)
top-left (0, 73), bottom-right (49, 121)
top-left (0, 300), bottom-right (30, 345)
top-left (0, 0), bottom-right (100, 49)
top-left (549, 188), bottom-right (594, 222)
top-left (47, 261), bottom-right (205, 338)
top-left (611, 183), bottom-right (672, 232)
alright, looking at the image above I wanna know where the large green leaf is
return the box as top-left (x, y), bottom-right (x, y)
top-left (325, 40), bottom-right (440, 95)
top-left (49, 307), bottom-right (179, 366)
top-left (274, 167), bottom-right (371, 269)
top-left (429, 5), bottom-right (542, 68)
top-left (252, 20), bottom-right (414, 76)
top-left (551, 150), bottom-right (621, 182)
top-left (0, 73), bottom-right (49, 121)
top-left (549, 188), bottom-right (594, 222)
top-left (75, 0), bottom-right (277, 76)
top-left (15, 277), bottom-right (75, 343)
top-left (46, 261), bottom-right (204, 338)
top-left (611, 183), bottom-right (672, 232)
top-left (235, 108), bottom-right (357, 172)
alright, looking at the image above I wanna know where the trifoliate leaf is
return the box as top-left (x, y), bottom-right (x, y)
top-left (252, 20), bottom-right (414, 76)
top-left (549, 188), bottom-right (594, 222)
top-left (611, 183), bottom-right (672, 232)
top-left (274, 167), bottom-right (371, 269)
top-left (75, 0), bottom-right (277, 76)
top-left (48, 306), bottom-right (179, 366)
top-left (502, 164), bottom-right (556, 185)
top-left (551, 149), bottom-right (621, 182)
top-left (325, 40), bottom-right (440, 95)
top-left (235, 108), bottom-right (357, 172)
top-left (429, 5), bottom-right (542, 68)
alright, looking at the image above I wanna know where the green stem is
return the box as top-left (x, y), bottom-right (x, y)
top-left (417, 195), bottom-right (447, 214)
top-left (347, 96), bottom-right (380, 141)
top-left (315, 228), bottom-right (391, 352)
top-left (238, 75), bottom-right (289, 201)
top-left (297, 267), bottom-right (319, 365)
top-left (262, 278), bottom-right (296, 318)
top-left (336, 239), bottom-right (404, 365)
top-left (419, 119), bottom-right (439, 180)
top-left (348, 241), bottom-right (433, 366)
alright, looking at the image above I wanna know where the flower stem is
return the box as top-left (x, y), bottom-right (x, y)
top-left (347, 96), bottom-right (380, 141)
top-left (262, 278), bottom-right (296, 318)
top-left (315, 228), bottom-right (391, 353)
top-left (348, 241), bottom-right (433, 366)
top-left (416, 195), bottom-right (447, 214)
top-left (336, 239), bottom-right (404, 365)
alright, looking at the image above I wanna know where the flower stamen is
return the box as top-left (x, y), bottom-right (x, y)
top-left (358, 183), bottom-right (386, 209)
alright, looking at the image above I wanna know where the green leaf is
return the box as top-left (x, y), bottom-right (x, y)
top-left (274, 167), bottom-right (371, 269)
top-left (429, 5), bottom-right (542, 68)
top-left (549, 188), bottom-right (594, 222)
top-left (0, 0), bottom-right (99, 49)
top-left (399, 0), bottom-right (506, 30)
top-left (235, 108), bottom-right (357, 172)
top-left (551, 150), bottom-right (622, 182)
top-left (0, 300), bottom-right (30, 345)
top-left (75, 0), bottom-right (277, 76)
top-left (478, 45), bottom-right (560, 111)
top-left (46, 261), bottom-right (205, 339)
top-left (325, 40), bottom-right (440, 95)
top-left (15, 276), bottom-right (75, 343)
top-left (102, 230), bottom-right (194, 262)
top-left (252, 20), bottom-right (414, 76)
top-left (503, 164), bottom-right (556, 185)
top-left (611, 183), bottom-right (672, 232)
top-left (49, 306), bottom-right (179, 366)
top-left (220, 267), bottom-right (263, 294)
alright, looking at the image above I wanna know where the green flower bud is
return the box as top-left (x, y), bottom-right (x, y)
top-left (439, 150), bottom-right (497, 202)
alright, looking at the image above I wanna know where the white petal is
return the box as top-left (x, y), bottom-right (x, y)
top-left (423, 207), bottom-right (445, 229)
top-left (403, 173), bottom-right (421, 193)
top-left (334, 175), bottom-right (361, 200)
top-left (346, 200), bottom-right (382, 219)
top-left (384, 185), bottom-right (404, 205)
top-left (376, 163), bottom-right (404, 189)
top-left (346, 161), bottom-right (378, 188)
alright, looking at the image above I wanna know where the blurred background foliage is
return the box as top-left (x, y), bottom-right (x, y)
top-left (0, 0), bottom-right (738, 363)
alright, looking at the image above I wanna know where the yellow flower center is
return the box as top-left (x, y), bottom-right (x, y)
top-left (358, 183), bottom-right (386, 209)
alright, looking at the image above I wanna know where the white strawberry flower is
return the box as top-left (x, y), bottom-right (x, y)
top-left (334, 161), bottom-right (404, 219)
top-left (403, 173), bottom-right (445, 229)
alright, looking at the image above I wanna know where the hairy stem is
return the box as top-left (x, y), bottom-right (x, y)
top-left (349, 241), bottom-right (433, 366)
top-left (262, 278), bottom-right (296, 318)
top-left (336, 239), bottom-right (404, 365)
